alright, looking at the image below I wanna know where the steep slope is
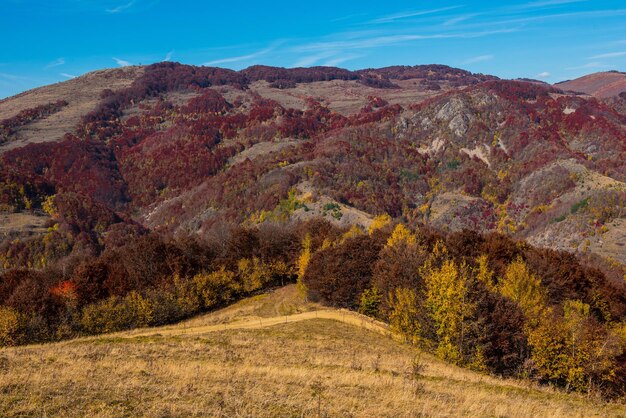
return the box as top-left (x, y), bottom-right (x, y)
top-left (0, 62), bottom-right (624, 271)
top-left (1, 285), bottom-right (624, 417)
top-left (0, 67), bottom-right (143, 152)
top-left (1, 64), bottom-right (626, 407)
top-left (555, 71), bottom-right (626, 98)
top-left (393, 80), bottom-right (626, 263)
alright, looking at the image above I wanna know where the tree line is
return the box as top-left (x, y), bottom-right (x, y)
top-left (1, 216), bottom-right (625, 397)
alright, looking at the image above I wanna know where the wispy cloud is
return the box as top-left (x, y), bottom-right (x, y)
top-left (452, 9), bottom-right (626, 30)
top-left (294, 35), bottom-right (429, 52)
top-left (106, 0), bottom-right (137, 13)
top-left (44, 57), bottom-right (65, 70)
top-left (463, 54), bottom-right (494, 64)
top-left (370, 6), bottom-right (463, 24)
top-left (329, 13), bottom-right (369, 23)
top-left (0, 73), bottom-right (17, 81)
top-left (113, 57), bottom-right (132, 66)
top-left (0, 73), bottom-right (29, 81)
top-left (516, 0), bottom-right (588, 9)
top-left (203, 44), bottom-right (277, 66)
top-left (293, 28), bottom-right (518, 53)
top-left (60, 73), bottom-right (77, 79)
top-left (323, 54), bottom-right (362, 67)
top-left (164, 51), bottom-right (174, 62)
top-left (566, 61), bottom-right (605, 70)
top-left (536, 71), bottom-right (551, 78)
top-left (596, 39), bottom-right (626, 48)
top-left (443, 14), bottom-right (477, 26)
top-left (588, 51), bottom-right (626, 59)
top-left (292, 51), bottom-right (336, 67)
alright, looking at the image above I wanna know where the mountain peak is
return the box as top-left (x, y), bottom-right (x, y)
top-left (554, 71), bottom-right (626, 98)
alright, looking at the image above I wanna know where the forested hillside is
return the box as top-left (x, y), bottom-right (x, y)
top-left (1, 62), bottom-right (625, 398)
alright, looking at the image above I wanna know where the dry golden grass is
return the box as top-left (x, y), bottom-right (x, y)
top-left (0, 212), bottom-right (49, 237)
top-left (218, 79), bottom-right (443, 117)
top-left (0, 67), bottom-right (142, 153)
top-left (1, 285), bottom-right (624, 417)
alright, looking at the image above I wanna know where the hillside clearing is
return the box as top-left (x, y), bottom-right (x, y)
top-left (1, 285), bottom-right (624, 417)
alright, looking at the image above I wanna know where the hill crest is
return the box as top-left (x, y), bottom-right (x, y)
top-left (555, 71), bottom-right (626, 98)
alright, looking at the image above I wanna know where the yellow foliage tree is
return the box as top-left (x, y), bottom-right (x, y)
top-left (81, 291), bottom-right (154, 334)
top-left (296, 234), bottom-right (312, 297)
top-left (526, 299), bottom-right (625, 394)
top-left (237, 257), bottom-right (291, 294)
top-left (562, 299), bottom-right (592, 390)
top-left (0, 306), bottom-right (22, 347)
top-left (425, 260), bottom-right (473, 363)
top-left (359, 287), bottom-right (382, 318)
top-left (170, 274), bottom-right (201, 317)
top-left (470, 346), bottom-right (489, 373)
top-left (420, 240), bottom-right (449, 275)
top-left (237, 258), bottom-right (263, 293)
top-left (193, 268), bottom-right (237, 309)
top-left (388, 287), bottom-right (421, 344)
top-left (368, 214), bottom-right (391, 235)
top-left (386, 224), bottom-right (416, 248)
top-left (42, 195), bottom-right (58, 218)
top-left (340, 224), bottom-right (364, 243)
top-left (372, 224), bottom-right (427, 314)
top-left (498, 257), bottom-right (547, 327)
top-left (125, 291), bottom-right (154, 327)
top-left (475, 254), bottom-right (495, 291)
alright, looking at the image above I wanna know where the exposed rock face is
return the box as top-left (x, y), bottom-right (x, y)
top-left (448, 113), bottom-right (471, 137)
top-left (436, 97), bottom-right (466, 121)
top-left (435, 97), bottom-right (472, 136)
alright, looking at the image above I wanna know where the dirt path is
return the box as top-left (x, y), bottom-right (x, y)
top-left (123, 309), bottom-right (392, 339)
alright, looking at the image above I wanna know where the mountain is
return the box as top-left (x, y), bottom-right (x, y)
top-left (0, 67), bottom-right (143, 152)
top-left (1, 63), bottom-right (626, 399)
top-left (555, 71), bottom-right (626, 98)
top-left (2, 63), bottom-right (623, 268)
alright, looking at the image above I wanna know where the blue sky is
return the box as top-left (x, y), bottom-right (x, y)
top-left (1, 0), bottom-right (625, 98)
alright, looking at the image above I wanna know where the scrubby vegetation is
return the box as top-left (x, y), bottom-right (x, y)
top-left (1, 217), bottom-right (626, 398)
top-left (3, 290), bottom-right (624, 417)
top-left (0, 222), bottom-right (304, 342)
top-left (1, 62), bottom-right (625, 403)
top-left (302, 222), bottom-right (626, 398)
top-left (0, 100), bottom-right (68, 144)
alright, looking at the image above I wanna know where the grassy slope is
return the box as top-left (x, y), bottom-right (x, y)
top-left (1, 285), bottom-right (624, 417)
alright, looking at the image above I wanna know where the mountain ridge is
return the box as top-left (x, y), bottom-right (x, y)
top-left (555, 70), bottom-right (626, 98)
top-left (1, 62), bottom-right (624, 271)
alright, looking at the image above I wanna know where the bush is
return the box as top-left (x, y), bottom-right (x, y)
top-left (144, 289), bottom-right (187, 326)
top-left (570, 198), bottom-right (589, 214)
top-left (193, 268), bottom-right (237, 309)
top-left (80, 291), bottom-right (153, 334)
top-left (237, 258), bottom-right (293, 293)
top-left (0, 306), bottom-right (23, 346)
top-left (143, 276), bottom-right (202, 326)
top-left (358, 288), bottom-right (382, 318)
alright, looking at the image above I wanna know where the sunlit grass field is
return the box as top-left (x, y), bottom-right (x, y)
top-left (1, 286), bottom-right (624, 417)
